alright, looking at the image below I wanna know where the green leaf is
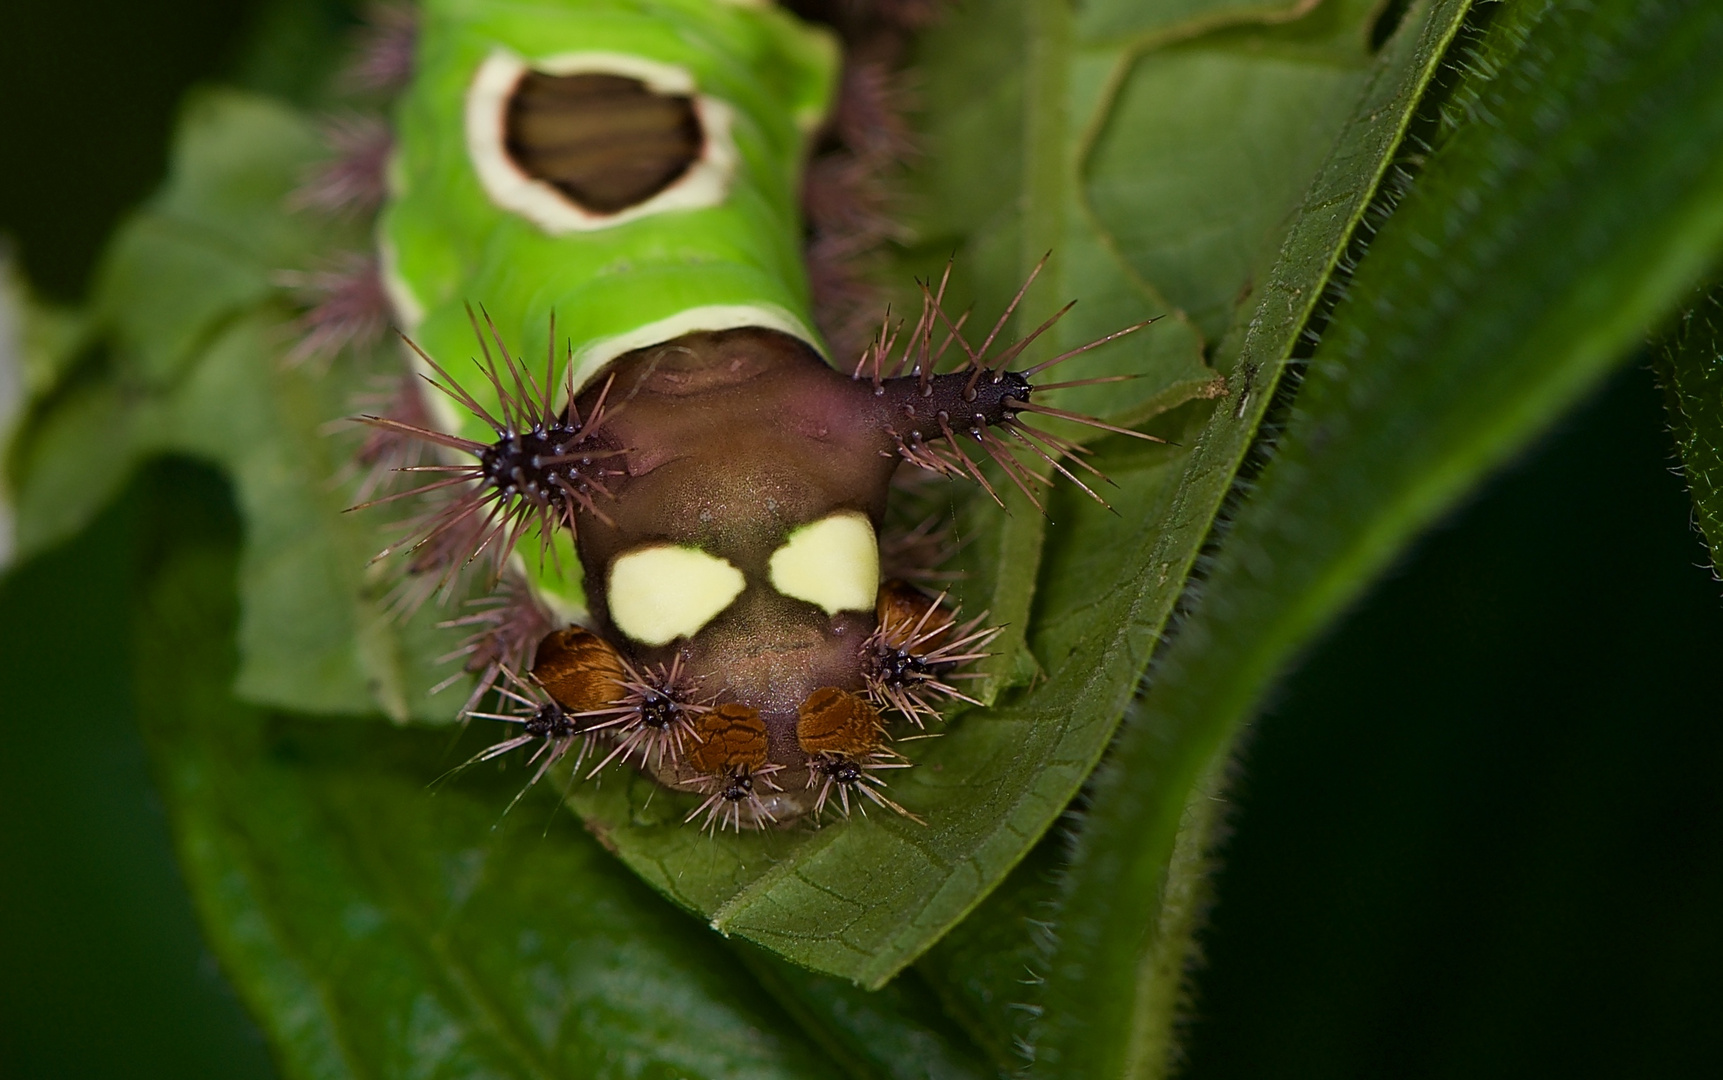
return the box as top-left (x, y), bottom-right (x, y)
top-left (1033, 0), bottom-right (1723, 1074)
top-left (869, 0), bottom-right (1464, 1000)
top-left (0, 251), bottom-right (89, 405)
top-left (732, 943), bottom-right (995, 1080)
top-left (1083, 0), bottom-right (1390, 343)
top-left (1, 250), bottom-right (97, 564)
top-left (132, 464), bottom-right (994, 1080)
top-left (5, 0), bottom-right (1472, 987)
top-left (146, 311), bottom-right (450, 719)
top-left (1076, 0), bottom-right (1324, 50)
top-left (8, 89), bottom-right (468, 721)
top-left (1654, 281), bottom-right (1723, 570)
top-left (7, 377), bottom-right (142, 563)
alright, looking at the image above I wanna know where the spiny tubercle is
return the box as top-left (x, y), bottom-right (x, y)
top-left (868, 367), bottom-right (1035, 444)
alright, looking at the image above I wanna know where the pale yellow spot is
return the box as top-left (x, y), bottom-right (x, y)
top-left (608, 545), bottom-right (745, 646)
top-left (768, 512), bottom-right (879, 615)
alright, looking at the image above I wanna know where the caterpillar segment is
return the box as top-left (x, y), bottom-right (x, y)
top-left (311, 1), bottom-right (1164, 829)
top-left (385, 310), bottom-right (1135, 825)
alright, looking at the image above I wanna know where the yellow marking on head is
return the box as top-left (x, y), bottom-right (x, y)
top-left (608, 544), bottom-right (746, 646)
top-left (768, 512), bottom-right (879, 615)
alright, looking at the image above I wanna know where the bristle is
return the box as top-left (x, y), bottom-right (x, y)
top-left (803, 167), bottom-right (895, 360)
top-left (803, 155), bottom-right (901, 248)
top-left (806, 749), bottom-right (921, 823)
top-left (879, 507), bottom-right (966, 585)
top-left (340, 1), bottom-right (418, 94)
top-left (1017, 317), bottom-right (1160, 378)
top-left (863, 591), bottom-right (1000, 726)
top-left (382, 506), bottom-right (496, 618)
top-left (835, 59), bottom-right (917, 164)
top-left (803, 49), bottom-right (919, 362)
top-left (891, 433), bottom-right (963, 481)
top-left (276, 252), bottom-right (390, 365)
top-left (861, 259), bottom-right (1168, 510)
top-left (341, 369), bottom-right (434, 503)
top-left (432, 576), bottom-right (554, 716)
top-left (681, 764), bottom-right (785, 833)
top-left (583, 654), bottom-right (714, 777)
top-left (290, 114), bottom-right (392, 216)
top-left (868, 0), bottom-right (944, 33)
top-left (936, 414), bottom-right (1009, 507)
top-left (1006, 397), bottom-right (1167, 443)
top-left (349, 322), bottom-right (623, 585)
top-left (455, 666), bottom-right (612, 815)
top-left (992, 426), bottom-right (1108, 511)
top-left (979, 430), bottom-right (1049, 512)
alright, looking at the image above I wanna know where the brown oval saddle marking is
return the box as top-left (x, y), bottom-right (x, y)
top-left (505, 72), bottom-right (703, 214)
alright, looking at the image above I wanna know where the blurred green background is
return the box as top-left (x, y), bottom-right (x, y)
top-left (3, 1), bottom-right (1719, 1076)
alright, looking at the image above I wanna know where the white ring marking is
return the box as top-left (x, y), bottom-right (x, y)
top-left (465, 49), bottom-right (739, 234)
top-left (566, 303), bottom-right (824, 396)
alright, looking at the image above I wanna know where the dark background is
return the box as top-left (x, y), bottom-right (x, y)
top-left (3, 1), bottom-right (1719, 1076)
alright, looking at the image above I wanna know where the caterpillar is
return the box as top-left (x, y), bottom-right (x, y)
top-left (309, 0), bottom-right (1160, 831)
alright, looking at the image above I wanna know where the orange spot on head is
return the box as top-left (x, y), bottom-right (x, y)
top-left (875, 580), bottom-right (951, 650)
top-left (687, 702), bottom-right (769, 775)
top-left (796, 687), bottom-right (884, 757)
top-left (531, 628), bottom-right (627, 713)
